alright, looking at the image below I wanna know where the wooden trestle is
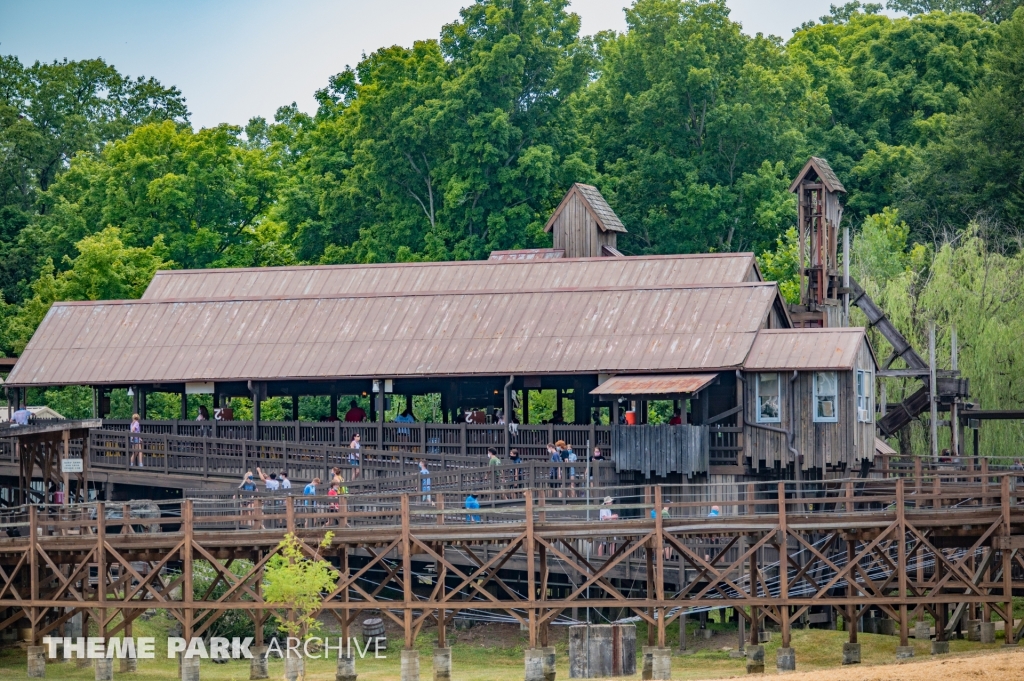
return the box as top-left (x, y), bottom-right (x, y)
top-left (2, 473), bottom-right (1024, 654)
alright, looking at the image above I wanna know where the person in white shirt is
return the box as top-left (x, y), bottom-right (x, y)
top-left (256, 467), bottom-right (280, 491)
top-left (279, 472), bottom-right (291, 490)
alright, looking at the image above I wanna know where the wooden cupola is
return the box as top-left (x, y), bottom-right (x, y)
top-left (544, 183), bottom-right (627, 258)
top-left (789, 157), bottom-right (846, 326)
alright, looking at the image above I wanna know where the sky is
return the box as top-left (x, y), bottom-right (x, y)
top-left (0, 1), bottom-right (898, 130)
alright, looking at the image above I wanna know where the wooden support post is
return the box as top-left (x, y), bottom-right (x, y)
top-left (654, 486), bottom-right (666, 648)
top-left (645, 543), bottom-right (655, 647)
top-left (183, 499), bottom-right (193, 641)
top-left (28, 504), bottom-right (38, 646)
top-left (401, 494), bottom-right (414, 649)
top-left (526, 490), bottom-right (537, 648)
top-left (749, 547), bottom-right (759, 646)
top-left (897, 480), bottom-right (909, 646)
top-left (845, 480), bottom-right (853, 514)
top-left (778, 482), bottom-right (790, 649)
top-left (847, 539), bottom-right (858, 644)
top-left (1001, 475), bottom-right (1014, 645)
top-left (340, 548), bottom-right (349, 645)
top-left (539, 539), bottom-right (549, 647)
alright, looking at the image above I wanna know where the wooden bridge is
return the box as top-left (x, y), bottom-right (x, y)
top-left (2, 470), bottom-right (1023, 677)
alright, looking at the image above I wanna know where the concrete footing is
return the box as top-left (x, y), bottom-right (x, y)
top-left (27, 646), bottom-right (46, 678)
top-left (526, 648), bottom-right (546, 681)
top-left (896, 645), bottom-right (915, 660)
top-left (433, 647), bottom-right (451, 681)
top-left (776, 647), bottom-right (795, 672)
top-left (649, 647), bottom-right (671, 680)
top-left (337, 653), bottom-right (357, 681)
top-left (182, 655), bottom-right (202, 681)
top-left (931, 640), bottom-right (949, 655)
top-left (94, 657), bottom-right (114, 681)
top-left (641, 648), bottom-right (653, 680)
top-left (980, 622), bottom-right (996, 644)
top-left (914, 621), bottom-right (931, 640)
top-left (842, 642), bottom-right (861, 665)
top-left (250, 646), bottom-right (268, 680)
top-left (541, 646), bottom-right (555, 681)
top-left (746, 645), bottom-right (765, 674)
top-left (401, 649), bottom-right (420, 681)
top-left (120, 655), bottom-right (137, 673)
top-left (966, 620), bottom-right (981, 642)
top-left (284, 656), bottom-right (305, 681)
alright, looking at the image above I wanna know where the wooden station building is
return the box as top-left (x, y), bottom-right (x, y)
top-left (4, 181), bottom-right (878, 484)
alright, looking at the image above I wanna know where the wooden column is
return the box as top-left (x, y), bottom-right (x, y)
top-left (291, 395), bottom-right (299, 422)
top-left (896, 479), bottom-right (909, 647)
top-left (645, 544), bottom-right (655, 647)
top-left (526, 490), bottom-right (537, 648)
top-left (847, 540), bottom-right (857, 644)
top-left (654, 486), bottom-right (666, 647)
top-left (330, 394), bottom-right (338, 420)
top-left (401, 494), bottom-right (413, 648)
top-left (748, 547), bottom-right (759, 646)
top-left (1001, 475), bottom-right (1014, 645)
top-left (183, 499), bottom-right (194, 641)
top-left (180, 392), bottom-right (188, 420)
top-left (778, 482), bottom-right (790, 649)
top-left (28, 504), bottom-right (38, 646)
top-left (522, 389), bottom-right (530, 425)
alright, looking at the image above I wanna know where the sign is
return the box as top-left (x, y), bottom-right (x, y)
top-left (61, 458), bottom-right (84, 474)
top-left (186, 382), bottom-right (215, 395)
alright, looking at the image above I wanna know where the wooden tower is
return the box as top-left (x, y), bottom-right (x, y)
top-left (789, 157), bottom-right (846, 327)
top-left (544, 183), bottom-right (627, 258)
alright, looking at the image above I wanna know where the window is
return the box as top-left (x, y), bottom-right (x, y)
top-left (856, 369), bottom-right (873, 422)
top-left (756, 373), bottom-right (780, 423)
top-left (814, 371), bottom-right (838, 423)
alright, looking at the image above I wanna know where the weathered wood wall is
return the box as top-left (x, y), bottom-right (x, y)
top-left (611, 424), bottom-right (707, 478)
top-left (551, 192), bottom-right (616, 258)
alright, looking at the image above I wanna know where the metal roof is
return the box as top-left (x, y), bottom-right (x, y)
top-left (789, 157), bottom-right (847, 194)
top-left (488, 249), bottom-right (565, 261)
top-left (141, 253), bottom-right (760, 301)
top-left (590, 374), bottom-right (718, 396)
top-left (743, 328), bottom-right (868, 371)
top-left (9, 283), bottom-right (781, 387)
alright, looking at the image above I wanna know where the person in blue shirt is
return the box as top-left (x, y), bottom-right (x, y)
top-left (302, 477), bottom-right (320, 527)
top-left (419, 460), bottom-right (432, 504)
top-left (707, 505), bottom-right (721, 518)
top-left (465, 494), bottom-right (481, 522)
top-left (238, 471), bottom-right (257, 492)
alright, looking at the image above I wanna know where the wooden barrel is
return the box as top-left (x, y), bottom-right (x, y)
top-left (362, 618), bottom-right (387, 651)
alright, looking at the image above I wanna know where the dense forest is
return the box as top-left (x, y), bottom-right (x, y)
top-left (2, 0), bottom-right (1023, 453)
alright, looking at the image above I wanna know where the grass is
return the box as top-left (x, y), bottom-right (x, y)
top-left (0, 612), bottom-right (1013, 680)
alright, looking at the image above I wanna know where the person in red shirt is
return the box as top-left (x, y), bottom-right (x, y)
top-left (344, 399), bottom-right (366, 422)
top-left (669, 409), bottom-right (684, 426)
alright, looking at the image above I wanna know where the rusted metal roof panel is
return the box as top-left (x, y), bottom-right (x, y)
top-left (591, 374), bottom-right (718, 396)
top-left (10, 283), bottom-right (779, 386)
top-left (742, 328), bottom-right (867, 371)
top-left (488, 248), bottom-right (565, 261)
top-left (142, 253), bottom-right (759, 300)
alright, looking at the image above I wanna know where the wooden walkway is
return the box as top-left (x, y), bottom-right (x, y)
top-left (1, 472), bottom-right (1023, 656)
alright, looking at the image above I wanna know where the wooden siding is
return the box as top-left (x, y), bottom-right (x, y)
top-left (742, 337), bottom-right (875, 472)
top-left (550, 192), bottom-right (617, 258)
top-left (611, 424), bottom-right (707, 478)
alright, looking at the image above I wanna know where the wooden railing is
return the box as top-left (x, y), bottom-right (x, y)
top-left (100, 419), bottom-right (614, 459)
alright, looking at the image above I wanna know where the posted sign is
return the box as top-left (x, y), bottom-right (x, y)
top-left (61, 458), bottom-right (84, 474)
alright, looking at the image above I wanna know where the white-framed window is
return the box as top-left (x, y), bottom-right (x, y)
top-left (756, 373), bottom-right (781, 423)
top-left (856, 369), bottom-right (873, 422)
top-left (814, 371), bottom-right (838, 423)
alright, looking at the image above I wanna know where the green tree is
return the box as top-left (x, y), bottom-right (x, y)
top-left (900, 7), bottom-right (1024, 237)
top-left (789, 7), bottom-right (996, 233)
top-left (887, 0), bottom-right (1024, 22)
top-left (0, 56), bottom-right (187, 304)
top-left (281, 0), bottom-right (595, 264)
top-left (4, 227), bottom-right (171, 354)
top-left (581, 0), bottom-right (817, 255)
top-left (263, 532), bottom-right (338, 638)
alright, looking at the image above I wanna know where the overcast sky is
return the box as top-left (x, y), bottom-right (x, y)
top-left (0, 1), bottom-right (899, 129)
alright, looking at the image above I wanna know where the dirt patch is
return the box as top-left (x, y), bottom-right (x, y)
top-left (682, 648), bottom-right (1024, 681)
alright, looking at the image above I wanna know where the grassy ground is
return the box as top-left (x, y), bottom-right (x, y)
top-left (0, 611), bottom-right (1015, 680)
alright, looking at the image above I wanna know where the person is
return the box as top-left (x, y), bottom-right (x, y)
top-left (548, 411), bottom-right (565, 425)
top-left (197, 405), bottom-right (210, 421)
top-left (465, 494), bottom-right (481, 523)
top-left (419, 460), bottom-right (432, 504)
top-left (707, 505), bottom-right (721, 518)
top-left (509, 449), bottom-right (523, 486)
top-left (331, 467), bottom-right (344, 486)
top-left (303, 477), bottom-right (320, 526)
top-left (591, 447), bottom-right (604, 462)
top-left (348, 434), bottom-right (361, 479)
top-left (130, 413), bottom-right (143, 467)
top-left (256, 467), bottom-right (280, 491)
top-left (279, 472), bottom-right (291, 490)
top-left (564, 442), bottom-right (577, 493)
top-left (555, 440), bottom-right (569, 462)
top-left (599, 497), bottom-right (618, 520)
top-left (395, 408), bottom-right (415, 438)
top-left (10, 407), bottom-right (30, 426)
top-left (669, 409), bottom-right (683, 426)
top-left (239, 471), bottom-right (257, 492)
top-left (327, 481), bottom-right (341, 522)
top-left (487, 447), bottom-right (501, 467)
top-left (547, 444), bottom-right (561, 488)
top-left (344, 400), bottom-right (366, 422)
